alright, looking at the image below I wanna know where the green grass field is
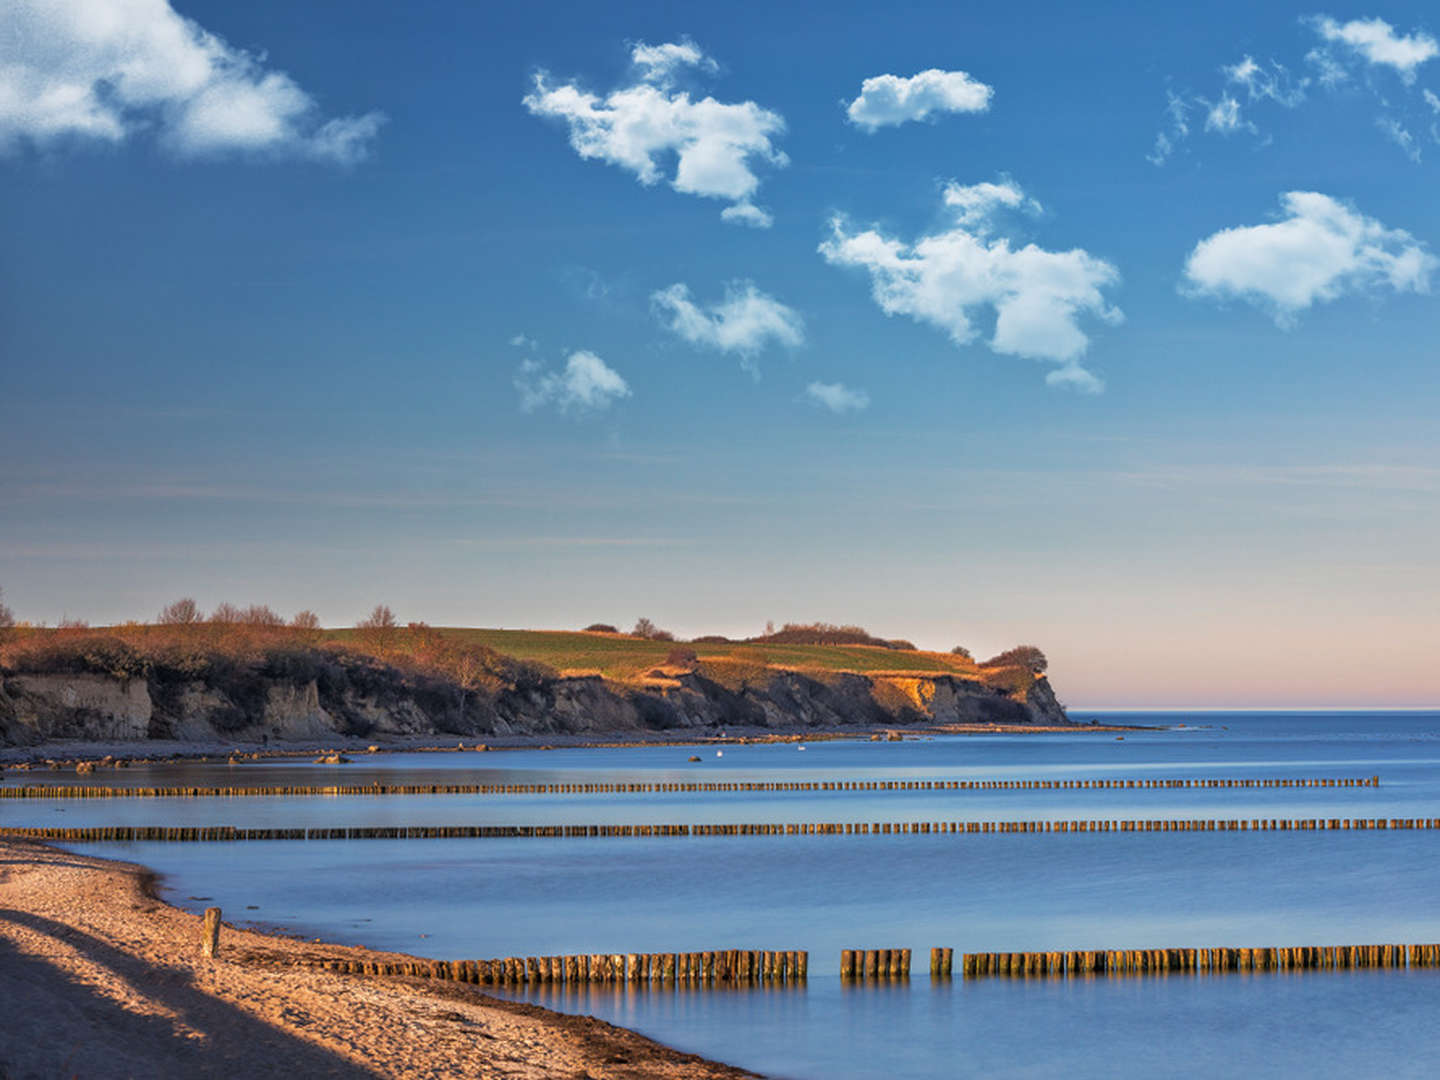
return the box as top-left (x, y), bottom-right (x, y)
top-left (406, 628), bottom-right (982, 682)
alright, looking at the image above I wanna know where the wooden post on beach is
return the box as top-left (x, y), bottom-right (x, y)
top-left (201, 907), bottom-right (222, 958)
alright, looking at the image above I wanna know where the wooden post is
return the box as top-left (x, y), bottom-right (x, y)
top-left (201, 907), bottom-right (222, 958)
top-left (841, 950), bottom-right (855, 979)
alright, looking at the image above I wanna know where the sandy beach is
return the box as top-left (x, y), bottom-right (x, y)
top-left (0, 839), bottom-right (754, 1079)
top-left (0, 721), bottom-right (1151, 771)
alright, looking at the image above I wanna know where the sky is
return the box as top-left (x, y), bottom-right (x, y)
top-left (3, 0), bottom-right (1439, 708)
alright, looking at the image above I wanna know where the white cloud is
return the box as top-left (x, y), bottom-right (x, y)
top-left (630, 39), bottom-right (717, 83)
top-left (1310, 16), bottom-right (1439, 83)
top-left (845, 68), bottom-right (993, 131)
top-left (1045, 363), bottom-right (1105, 395)
top-left (1377, 115), bottom-right (1421, 161)
top-left (523, 39), bottom-right (787, 226)
top-left (0, 0), bottom-right (383, 161)
top-left (942, 179), bottom-right (1040, 229)
top-left (1182, 191), bottom-right (1436, 326)
top-left (651, 281), bottom-right (804, 374)
top-left (804, 382), bottom-right (870, 413)
top-left (516, 350), bottom-right (631, 413)
top-left (819, 179), bottom-right (1121, 391)
top-left (719, 202), bottom-right (773, 228)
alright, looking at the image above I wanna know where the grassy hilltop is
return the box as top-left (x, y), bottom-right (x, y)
top-left (328, 627), bottom-right (990, 684)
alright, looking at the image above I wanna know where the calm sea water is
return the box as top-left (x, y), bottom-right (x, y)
top-left (43, 711), bottom-right (1440, 1078)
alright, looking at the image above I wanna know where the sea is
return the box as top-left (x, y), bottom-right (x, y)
top-left (20, 710), bottom-right (1440, 1078)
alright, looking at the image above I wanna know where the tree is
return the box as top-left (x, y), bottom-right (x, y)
top-left (210, 602), bottom-right (244, 624)
top-left (290, 610), bottom-right (321, 631)
top-left (949, 645), bottom-right (973, 660)
top-left (158, 597), bottom-right (202, 625)
top-left (240, 604), bottom-right (284, 627)
top-left (359, 605), bottom-right (397, 630)
top-left (357, 604), bottom-right (398, 652)
top-left (0, 587), bottom-right (14, 629)
top-left (632, 617), bottom-right (657, 639)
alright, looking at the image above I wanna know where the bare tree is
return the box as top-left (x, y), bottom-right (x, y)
top-left (357, 604), bottom-right (399, 652)
top-left (0, 587), bottom-right (14, 629)
top-left (359, 605), bottom-right (398, 630)
top-left (158, 597), bottom-right (202, 625)
top-left (240, 604), bottom-right (284, 627)
top-left (210, 602), bottom-right (244, 624)
top-left (632, 617), bottom-right (657, 639)
top-left (290, 610), bottom-right (321, 631)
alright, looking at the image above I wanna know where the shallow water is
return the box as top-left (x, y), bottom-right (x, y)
top-left (47, 711), bottom-right (1440, 1078)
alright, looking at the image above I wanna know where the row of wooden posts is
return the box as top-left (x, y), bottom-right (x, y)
top-left (317, 949), bottom-right (807, 984)
top-left (11, 816), bottom-right (1439, 844)
top-left (959, 943), bottom-right (1440, 976)
top-left (0, 775), bottom-right (1380, 800)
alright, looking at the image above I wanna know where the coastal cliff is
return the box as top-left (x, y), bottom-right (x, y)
top-left (0, 663), bottom-right (1066, 748)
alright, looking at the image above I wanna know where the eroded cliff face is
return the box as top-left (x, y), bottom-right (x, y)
top-left (0, 666), bottom-right (1067, 747)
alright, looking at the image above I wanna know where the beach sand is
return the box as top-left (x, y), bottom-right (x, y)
top-left (0, 839), bottom-right (754, 1079)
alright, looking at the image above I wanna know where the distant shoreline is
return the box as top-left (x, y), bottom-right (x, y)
top-left (0, 721), bottom-right (1153, 769)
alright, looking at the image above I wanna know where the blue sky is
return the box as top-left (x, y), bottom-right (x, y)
top-left (3, 0), bottom-right (1439, 706)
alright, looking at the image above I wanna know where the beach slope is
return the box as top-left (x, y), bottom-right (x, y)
top-left (0, 839), bottom-right (754, 1079)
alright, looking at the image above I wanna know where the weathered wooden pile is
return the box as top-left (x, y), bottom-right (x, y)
top-left (0, 775), bottom-right (1379, 799)
top-left (839, 949), bottom-right (912, 978)
top-left (7, 816), bottom-right (1437, 844)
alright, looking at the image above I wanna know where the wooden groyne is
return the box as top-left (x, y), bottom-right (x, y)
top-left (305, 949), bottom-right (806, 985)
top-left (9, 816), bottom-right (1438, 843)
top-left (839, 949), bottom-right (912, 978)
top-left (0, 776), bottom-right (1380, 800)
top-left (960, 943), bottom-right (1440, 976)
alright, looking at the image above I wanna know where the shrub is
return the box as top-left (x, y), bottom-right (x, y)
top-left (665, 646), bottom-right (698, 668)
top-left (691, 634), bottom-right (731, 644)
top-left (885, 639), bottom-right (917, 652)
top-left (750, 622), bottom-right (892, 648)
top-left (632, 617), bottom-right (673, 641)
top-left (583, 623), bottom-right (619, 634)
top-left (982, 645), bottom-right (1048, 673)
top-left (949, 645), bottom-right (973, 660)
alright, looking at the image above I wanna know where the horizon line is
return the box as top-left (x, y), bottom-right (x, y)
top-left (1070, 705), bottom-right (1440, 713)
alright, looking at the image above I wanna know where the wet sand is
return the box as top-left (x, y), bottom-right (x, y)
top-left (0, 839), bottom-right (755, 1079)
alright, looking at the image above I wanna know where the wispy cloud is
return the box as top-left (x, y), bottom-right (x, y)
top-left (803, 382), bottom-right (870, 413)
top-left (515, 350), bottom-right (632, 414)
top-left (651, 281), bottom-right (804, 376)
top-left (524, 39), bottom-right (786, 226)
top-left (0, 0), bottom-right (383, 162)
top-left (1150, 55), bottom-right (1304, 163)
